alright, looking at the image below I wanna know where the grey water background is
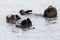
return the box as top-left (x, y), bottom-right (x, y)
top-left (0, 0), bottom-right (60, 40)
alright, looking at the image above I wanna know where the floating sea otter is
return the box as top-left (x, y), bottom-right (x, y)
top-left (6, 14), bottom-right (21, 23)
top-left (16, 18), bottom-right (32, 28)
top-left (19, 10), bottom-right (32, 15)
top-left (43, 5), bottom-right (57, 18)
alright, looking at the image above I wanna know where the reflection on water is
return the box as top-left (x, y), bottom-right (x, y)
top-left (44, 17), bottom-right (57, 25)
top-left (1, 12), bottom-right (60, 40)
top-left (6, 14), bottom-right (58, 33)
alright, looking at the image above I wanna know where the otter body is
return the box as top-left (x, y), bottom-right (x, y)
top-left (43, 6), bottom-right (57, 18)
top-left (19, 10), bottom-right (32, 15)
top-left (16, 18), bottom-right (32, 28)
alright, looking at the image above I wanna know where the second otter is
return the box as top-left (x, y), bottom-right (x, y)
top-left (43, 5), bottom-right (57, 18)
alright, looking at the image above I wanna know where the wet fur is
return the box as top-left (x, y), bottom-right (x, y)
top-left (43, 6), bottom-right (57, 18)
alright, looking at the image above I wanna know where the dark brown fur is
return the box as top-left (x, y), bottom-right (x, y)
top-left (19, 10), bottom-right (32, 15)
top-left (16, 18), bottom-right (32, 28)
top-left (43, 6), bottom-right (57, 18)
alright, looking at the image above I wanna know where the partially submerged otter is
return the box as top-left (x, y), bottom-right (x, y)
top-left (16, 18), bottom-right (32, 28)
top-left (19, 10), bottom-right (32, 15)
top-left (6, 14), bottom-right (21, 23)
top-left (43, 5), bottom-right (57, 18)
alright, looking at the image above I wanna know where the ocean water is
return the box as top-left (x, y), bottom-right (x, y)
top-left (0, 0), bottom-right (60, 40)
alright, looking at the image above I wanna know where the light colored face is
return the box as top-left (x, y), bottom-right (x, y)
top-left (7, 14), bottom-right (14, 17)
top-left (7, 14), bottom-right (17, 21)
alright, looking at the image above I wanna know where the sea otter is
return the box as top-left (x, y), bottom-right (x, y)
top-left (6, 14), bottom-right (21, 23)
top-left (19, 10), bottom-right (32, 15)
top-left (16, 18), bottom-right (32, 28)
top-left (43, 5), bottom-right (57, 18)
